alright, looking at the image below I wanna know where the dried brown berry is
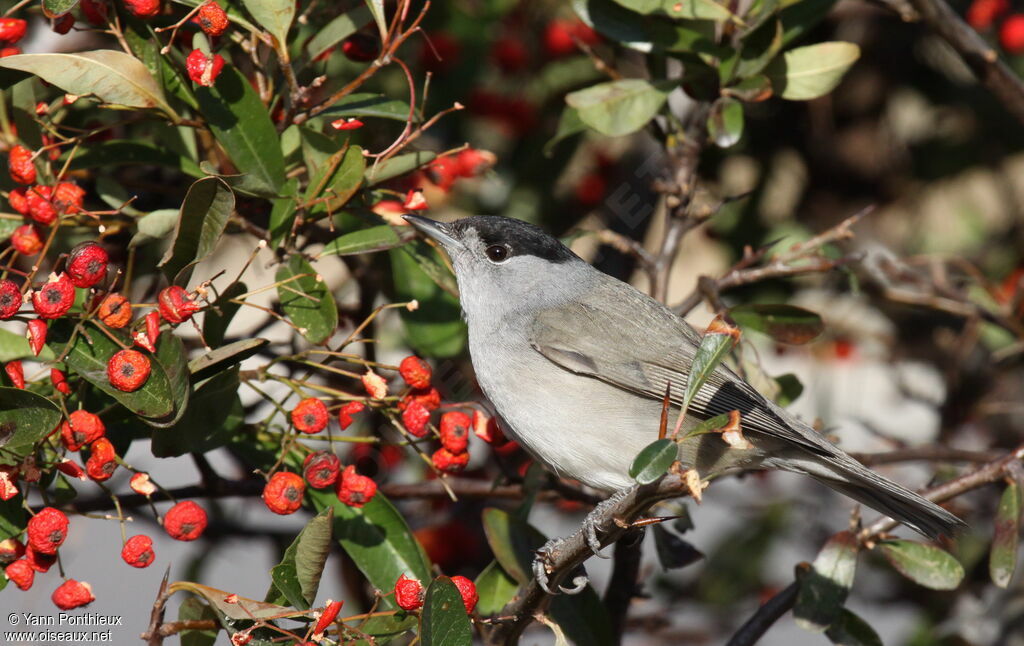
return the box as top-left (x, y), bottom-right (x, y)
top-left (401, 400), bottom-right (430, 438)
top-left (121, 534), bottom-right (154, 568)
top-left (195, 1), bottom-right (228, 37)
top-left (338, 401), bottom-right (366, 429)
top-left (98, 293), bottom-right (132, 328)
top-left (66, 241), bottom-right (108, 288)
top-left (8, 145), bottom-right (35, 184)
top-left (11, 224), bottom-right (43, 255)
top-left (123, 0), bottom-right (160, 18)
top-left (439, 411), bottom-right (470, 453)
top-left (32, 273), bottom-right (74, 319)
top-left (4, 360), bottom-right (24, 389)
top-left (399, 355), bottom-right (432, 390)
top-left (336, 465), bottom-right (377, 508)
top-left (5, 559), bottom-right (34, 590)
top-left (85, 437), bottom-right (118, 481)
top-left (158, 285), bottom-right (199, 324)
top-left (303, 451), bottom-right (340, 489)
top-left (0, 279), bottom-right (20, 319)
top-left (394, 574), bottom-right (424, 611)
top-left (52, 579), bottom-right (94, 610)
top-left (262, 471), bottom-right (305, 515)
top-left (431, 447), bottom-right (469, 473)
top-left (27, 319), bottom-right (46, 356)
top-left (291, 397), bottom-right (329, 434)
top-left (164, 500), bottom-right (207, 541)
top-left (450, 575), bottom-right (478, 613)
top-left (186, 49), bottom-right (225, 86)
top-left (107, 349), bottom-right (151, 392)
top-left (27, 507), bottom-right (69, 555)
top-left (0, 18), bottom-right (27, 44)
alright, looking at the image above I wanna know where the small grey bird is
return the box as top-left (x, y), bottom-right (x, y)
top-left (404, 214), bottom-right (963, 574)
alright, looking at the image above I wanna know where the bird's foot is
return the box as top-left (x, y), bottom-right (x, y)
top-left (582, 484), bottom-right (637, 558)
top-left (533, 538), bottom-right (587, 594)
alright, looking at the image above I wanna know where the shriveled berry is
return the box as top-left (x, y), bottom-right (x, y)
top-left (80, 0), bottom-right (109, 26)
top-left (425, 156), bottom-right (460, 191)
top-left (313, 599), bottom-right (343, 636)
top-left (361, 369), bottom-right (388, 399)
top-left (341, 32), bottom-right (379, 62)
top-left (54, 181), bottom-right (85, 214)
top-left (431, 447), bottom-right (469, 473)
top-left (130, 472), bottom-right (157, 496)
top-left (262, 471), bottom-right (305, 515)
top-left (291, 397), bottom-right (329, 434)
top-left (26, 185), bottom-right (57, 225)
top-left (195, 1), bottom-right (228, 37)
top-left (472, 410), bottom-right (504, 444)
top-left (401, 399), bottom-right (430, 438)
top-left (27, 319), bottom-right (46, 356)
top-left (5, 361), bottom-right (24, 389)
top-left (439, 411), bottom-right (470, 453)
top-left (66, 241), bottom-right (108, 288)
top-left (450, 575), bottom-right (478, 613)
top-left (11, 224), bottom-right (43, 255)
top-left (61, 410), bottom-right (106, 452)
top-left (123, 0), bottom-right (161, 19)
top-left (5, 559), bottom-right (34, 590)
top-left (0, 465), bottom-right (18, 501)
top-left (0, 280), bottom-right (20, 319)
top-left (303, 451), bottom-right (341, 489)
top-left (8, 145), bottom-right (35, 185)
top-left (394, 574), bottom-right (424, 611)
top-left (52, 579), bottom-right (94, 610)
top-left (32, 273), bottom-right (75, 319)
top-left (186, 49), bottom-right (225, 86)
top-left (338, 401), bottom-right (366, 429)
top-left (98, 293), bottom-right (132, 328)
top-left (0, 18), bottom-right (27, 44)
top-left (8, 187), bottom-right (28, 214)
top-left (55, 459), bottom-right (85, 480)
top-left (399, 386), bottom-right (441, 412)
top-left (330, 117), bottom-right (364, 131)
top-left (336, 465), bottom-right (377, 508)
top-left (107, 348), bottom-right (151, 392)
top-left (0, 537), bottom-right (25, 562)
top-left (51, 369), bottom-right (72, 395)
top-left (27, 507), bottom-right (69, 555)
top-left (164, 500), bottom-right (207, 541)
top-left (399, 356), bottom-right (432, 389)
top-left (133, 310), bottom-right (160, 352)
top-left (158, 285), bottom-right (199, 324)
top-left (121, 534), bottom-right (155, 568)
top-left (25, 545), bottom-right (56, 572)
top-left (86, 437), bottom-right (118, 481)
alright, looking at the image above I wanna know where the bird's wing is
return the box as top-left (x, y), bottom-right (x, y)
top-left (528, 279), bottom-right (830, 456)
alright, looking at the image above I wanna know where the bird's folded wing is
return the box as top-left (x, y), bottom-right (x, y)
top-left (528, 281), bottom-right (830, 457)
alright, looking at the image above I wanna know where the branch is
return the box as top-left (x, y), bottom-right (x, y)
top-left (603, 529), bottom-right (645, 644)
top-left (724, 579), bottom-right (800, 646)
top-left (850, 446), bottom-right (1001, 466)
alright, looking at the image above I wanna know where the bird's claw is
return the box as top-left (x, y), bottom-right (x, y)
top-left (532, 538), bottom-right (590, 595)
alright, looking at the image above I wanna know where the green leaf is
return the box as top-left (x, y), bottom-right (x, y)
top-left (475, 561), bottom-right (519, 616)
top-left (652, 525), bottom-right (704, 570)
top-left (390, 245), bottom-right (466, 358)
top-left (681, 319), bottom-right (739, 417)
top-left (268, 179), bottom-right (299, 247)
top-left (421, 577), bottom-right (473, 646)
top-left (198, 160), bottom-right (290, 199)
top-left (878, 540), bottom-right (964, 590)
top-left (0, 388), bottom-right (62, 465)
top-left (544, 105), bottom-right (587, 156)
top-left (795, 530), bottom-right (859, 632)
top-left (723, 75), bottom-right (774, 102)
top-left (774, 373), bottom-right (804, 406)
top-left (267, 508), bottom-right (334, 609)
top-left (319, 92), bottom-right (413, 122)
top-left (0, 328), bottom-right (54, 362)
top-left (765, 41), bottom-right (859, 100)
top-left (131, 209), bottom-right (182, 249)
top-left (0, 51), bottom-right (175, 117)
top-left (203, 282), bottom-right (247, 347)
top-left (306, 5), bottom-right (373, 60)
top-left (159, 177), bottom-right (235, 286)
top-left (11, 79), bottom-right (42, 153)
top-left (566, 78), bottom-right (674, 137)
top-left (304, 144), bottom-right (365, 217)
top-left (152, 369), bottom-right (242, 458)
top-left (275, 255), bottom-right (338, 345)
top-left (167, 581), bottom-right (293, 621)
top-left (148, 332), bottom-right (192, 429)
top-left (69, 141), bottom-right (204, 178)
top-left (364, 0), bottom-right (388, 41)
top-left (178, 597), bottom-right (219, 646)
top-left (188, 338), bottom-right (268, 381)
top-left (196, 66), bottom-right (287, 196)
top-left (574, 0), bottom-right (724, 55)
top-left (825, 609), bottom-right (883, 646)
top-left (0, 496), bottom-right (26, 541)
top-left (731, 19), bottom-right (784, 81)
top-left (42, 0), bottom-right (79, 18)
top-left (779, 0), bottom-right (838, 46)
top-left (241, 0), bottom-right (295, 46)
top-left (611, 0), bottom-right (737, 21)
top-left (364, 150), bottom-right (436, 185)
top-left (47, 321), bottom-right (175, 422)
top-left (729, 303), bottom-right (824, 344)
top-left (321, 225), bottom-right (407, 256)
top-left (307, 488), bottom-right (432, 603)
top-left (708, 97), bottom-right (744, 148)
top-left (628, 438), bottom-right (677, 485)
top-left (990, 481), bottom-right (1020, 588)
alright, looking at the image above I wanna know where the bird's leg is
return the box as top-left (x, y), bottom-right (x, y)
top-left (581, 485), bottom-right (636, 557)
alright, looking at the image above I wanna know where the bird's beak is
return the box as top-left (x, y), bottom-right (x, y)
top-left (403, 214), bottom-right (460, 249)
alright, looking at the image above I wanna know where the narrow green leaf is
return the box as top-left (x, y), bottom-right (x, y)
top-left (708, 97), bottom-right (744, 148)
top-left (364, 150), bottom-right (436, 185)
top-left (131, 209), bottom-right (182, 249)
top-left (203, 282), bottom-right (247, 347)
top-left (990, 482), bottom-right (1021, 588)
top-left (0, 328), bottom-right (54, 362)
top-left (167, 581), bottom-right (293, 621)
top-left (544, 105), bottom-right (586, 156)
top-left (268, 179), bottom-right (299, 247)
top-left (321, 225), bottom-right (405, 257)
top-left (390, 245), bottom-right (466, 358)
top-left (765, 41), bottom-right (860, 101)
top-left (825, 608), bottom-right (883, 646)
top-left (188, 338), bottom-right (268, 381)
top-left (628, 438), bottom-right (677, 485)
top-left (275, 255), bottom-right (338, 345)
top-left (319, 92), bottom-right (413, 122)
top-left (879, 540), bottom-right (964, 590)
top-left (681, 319), bottom-right (739, 417)
top-left (774, 373), bottom-right (804, 406)
top-left (242, 0), bottom-right (295, 46)
top-left (0, 497), bottom-right (26, 541)
top-left (729, 303), bottom-right (825, 344)
top-left (42, 0), bottom-right (79, 18)
top-left (611, 0), bottom-right (738, 22)
top-left (0, 388), bottom-right (62, 465)
top-left (159, 177), bottom-right (235, 285)
top-left (364, 0), bottom-right (388, 41)
top-left (306, 5), bottom-right (372, 60)
top-left (148, 332), bottom-right (192, 429)
top-left (566, 78), bottom-right (674, 137)
top-left (11, 79), bottom-right (42, 152)
top-left (152, 369), bottom-right (242, 458)
top-left (475, 561), bottom-right (519, 616)
top-left (780, 0), bottom-right (838, 46)
top-left (69, 141), bottom-right (204, 178)
top-left (304, 145), bottom-right (365, 217)
top-left (795, 531), bottom-right (859, 632)
top-left (267, 508), bottom-right (334, 609)
top-left (421, 577), bottom-right (473, 646)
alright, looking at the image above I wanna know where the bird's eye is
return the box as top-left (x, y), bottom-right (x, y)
top-left (485, 245), bottom-right (510, 262)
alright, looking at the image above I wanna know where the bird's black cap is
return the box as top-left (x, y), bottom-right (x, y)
top-left (449, 216), bottom-right (580, 264)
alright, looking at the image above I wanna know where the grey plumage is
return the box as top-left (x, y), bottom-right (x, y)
top-left (405, 214), bottom-right (965, 539)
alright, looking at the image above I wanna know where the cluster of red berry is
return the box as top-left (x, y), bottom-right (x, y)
top-left (967, 0), bottom-right (1024, 54)
top-left (393, 573), bottom-right (478, 614)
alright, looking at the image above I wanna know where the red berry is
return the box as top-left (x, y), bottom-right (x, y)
top-left (394, 574), bottom-right (424, 611)
top-left (431, 447), bottom-right (469, 473)
top-left (967, 0), bottom-right (1009, 30)
top-left (450, 575), bottom-right (478, 613)
top-left (313, 599), bottom-right (343, 636)
top-left (330, 117), bottom-right (364, 130)
top-left (158, 285), bottom-right (199, 323)
top-left (134, 310), bottom-right (160, 351)
top-left (361, 369), bottom-right (388, 399)
top-left (120, 534), bottom-right (155, 568)
top-left (4, 361), bottom-right (24, 389)
top-left (186, 49), bottom-right (225, 86)
top-left (50, 369), bottom-right (72, 395)
top-left (399, 355), bottom-right (432, 389)
top-left (262, 471), bottom-right (305, 515)
top-left (66, 241), bottom-right (108, 288)
top-left (492, 37), bottom-right (529, 74)
top-left (107, 349), bottom-right (151, 392)
top-left (52, 579), bottom-right (94, 610)
top-left (401, 399), bottom-right (431, 438)
top-left (544, 20), bottom-right (577, 58)
top-left (55, 459), bottom-right (85, 479)
top-left (341, 32), bottom-right (379, 62)
top-left (8, 187), bottom-right (28, 214)
top-left (26, 185), bottom-right (57, 225)
top-left (123, 0), bottom-right (161, 19)
top-left (27, 319), bottom-right (47, 356)
top-left (338, 401), bottom-right (366, 429)
top-left (403, 189), bottom-right (428, 210)
top-left (291, 397), bottom-right (329, 433)
top-left (80, 0), bottom-right (109, 26)
top-left (400, 386), bottom-right (441, 412)
top-left (5, 559), bottom-right (34, 590)
top-left (455, 148), bottom-right (496, 178)
top-left (195, 1), bottom-right (228, 37)
top-left (164, 500), bottom-right (207, 541)
top-left (98, 293), bottom-right (132, 328)
top-left (574, 172), bottom-right (607, 206)
top-left (130, 472), bottom-right (157, 495)
top-left (472, 410), bottom-right (504, 444)
top-left (0, 18), bottom-right (27, 44)
top-left (54, 181), bottom-right (85, 214)
top-left (1000, 14), bottom-right (1024, 54)
top-left (8, 145), bottom-right (35, 185)
top-left (27, 507), bottom-right (69, 555)
top-left (424, 156), bottom-right (460, 191)
top-left (32, 273), bottom-right (75, 319)
top-left (0, 465), bottom-right (18, 501)
top-left (303, 451), bottom-right (341, 489)
top-left (336, 465), bottom-right (377, 508)
top-left (11, 224), bottom-right (43, 255)
top-left (85, 437), bottom-right (118, 481)
top-left (439, 411), bottom-right (470, 453)
top-left (0, 280), bottom-right (20, 319)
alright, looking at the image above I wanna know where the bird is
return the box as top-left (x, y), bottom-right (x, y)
top-left (403, 214), bottom-right (964, 586)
